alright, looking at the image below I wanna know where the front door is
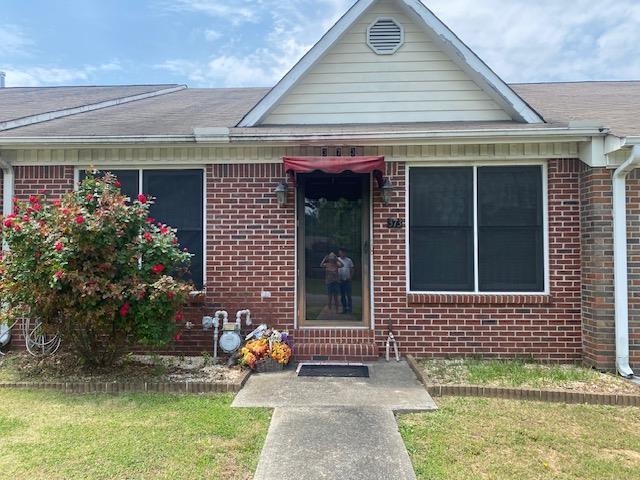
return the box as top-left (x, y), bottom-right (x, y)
top-left (296, 173), bottom-right (370, 327)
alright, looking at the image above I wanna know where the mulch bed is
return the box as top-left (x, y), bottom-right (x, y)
top-left (0, 351), bottom-right (250, 394)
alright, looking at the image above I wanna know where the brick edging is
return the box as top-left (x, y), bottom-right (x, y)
top-left (0, 369), bottom-right (251, 394)
top-left (406, 355), bottom-right (640, 407)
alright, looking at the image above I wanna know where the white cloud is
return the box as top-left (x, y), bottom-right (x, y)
top-left (203, 29), bottom-right (222, 42)
top-left (3, 62), bottom-right (123, 87)
top-left (425, 0), bottom-right (640, 82)
top-left (168, 0), bottom-right (257, 25)
top-left (156, 0), bottom-right (353, 87)
top-left (0, 24), bottom-right (33, 56)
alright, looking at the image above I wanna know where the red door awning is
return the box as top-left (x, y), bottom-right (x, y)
top-left (283, 156), bottom-right (385, 186)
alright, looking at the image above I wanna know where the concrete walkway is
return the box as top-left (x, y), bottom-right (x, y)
top-left (233, 360), bottom-right (437, 480)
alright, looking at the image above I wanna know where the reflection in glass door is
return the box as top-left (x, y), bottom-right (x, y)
top-left (297, 173), bottom-right (370, 326)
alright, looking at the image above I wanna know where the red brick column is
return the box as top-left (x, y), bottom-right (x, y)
top-left (580, 166), bottom-right (614, 369)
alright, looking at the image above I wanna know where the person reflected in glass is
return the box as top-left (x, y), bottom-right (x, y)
top-left (321, 252), bottom-right (344, 314)
top-left (338, 248), bottom-right (355, 314)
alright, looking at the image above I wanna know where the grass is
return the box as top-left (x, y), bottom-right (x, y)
top-left (420, 358), bottom-right (638, 393)
top-left (399, 397), bottom-right (640, 480)
top-left (0, 389), bottom-right (271, 480)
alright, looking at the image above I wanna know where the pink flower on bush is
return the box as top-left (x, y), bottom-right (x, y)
top-left (85, 194), bottom-right (94, 201)
top-left (146, 217), bottom-right (155, 224)
top-left (54, 270), bottom-right (64, 280)
top-left (166, 291), bottom-right (175, 300)
top-left (174, 334), bottom-right (182, 342)
top-left (151, 264), bottom-right (165, 274)
top-left (22, 215), bottom-right (29, 221)
top-left (29, 195), bottom-right (39, 204)
top-left (114, 180), bottom-right (121, 188)
top-left (137, 194), bottom-right (147, 204)
top-left (53, 199), bottom-right (61, 207)
top-left (175, 311), bottom-right (184, 322)
top-left (13, 225), bottom-right (22, 232)
top-left (54, 241), bottom-right (64, 251)
top-left (119, 303), bottom-right (131, 318)
top-left (160, 226), bottom-right (169, 235)
top-left (3, 218), bottom-right (13, 228)
top-left (75, 215), bottom-right (84, 224)
top-left (143, 232), bottom-right (152, 242)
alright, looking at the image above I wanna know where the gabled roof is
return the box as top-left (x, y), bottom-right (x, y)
top-left (238, 0), bottom-right (544, 127)
top-left (0, 82), bottom-right (639, 139)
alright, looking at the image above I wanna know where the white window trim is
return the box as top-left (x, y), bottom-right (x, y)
top-left (74, 165), bottom-right (207, 290)
top-left (405, 160), bottom-right (550, 296)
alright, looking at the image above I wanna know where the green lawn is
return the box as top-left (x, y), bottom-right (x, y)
top-left (420, 358), bottom-right (638, 393)
top-left (399, 397), bottom-right (640, 480)
top-left (0, 389), bottom-right (270, 480)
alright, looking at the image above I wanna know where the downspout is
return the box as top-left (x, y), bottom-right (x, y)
top-left (0, 154), bottom-right (14, 224)
top-left (613, 144), bottom-right (640, 378)
top-left (0, 153), bottom-right (13, 352)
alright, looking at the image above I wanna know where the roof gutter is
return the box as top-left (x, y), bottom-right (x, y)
top-left (0, 126), bottom-right (604, 148)
top-left (613, 144), bottom-right (640, 378)
top-left (228, 126), bottom-right (605, 145)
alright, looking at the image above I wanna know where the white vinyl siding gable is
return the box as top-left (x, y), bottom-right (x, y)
top-left (263, 0), bottom-right (512, 125)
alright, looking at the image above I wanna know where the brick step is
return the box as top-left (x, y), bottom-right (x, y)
top-left (295, 342), bottom-right (379, 362)
top-left (292, 328), bottom-right (375, 344)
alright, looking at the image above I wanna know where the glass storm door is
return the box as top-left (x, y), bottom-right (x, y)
top-left (297, 173), bottom-right (370, 326)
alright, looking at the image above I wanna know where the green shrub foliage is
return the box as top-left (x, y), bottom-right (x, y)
top-left (0, 172), bottom-right (193, 367)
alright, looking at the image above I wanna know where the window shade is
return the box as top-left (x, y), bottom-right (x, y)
top-left (409, 167), bottom-right (474, 291)
top-left (477, 166), bottom-right (543, 292)
top-left (143, 169), bottom-right (204, 288)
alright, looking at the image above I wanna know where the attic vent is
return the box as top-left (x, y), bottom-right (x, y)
top-left (367, 17), bottom-right (404, 55)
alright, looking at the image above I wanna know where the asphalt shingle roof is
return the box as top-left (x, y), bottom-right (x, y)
top-left (0, 81), bottom-right (638, 138)
top-left (0, 84), bottom-right (179, 123)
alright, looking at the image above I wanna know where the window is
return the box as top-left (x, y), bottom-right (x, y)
top-left (79, 168), bottom-right (204, 288)
top-left (409, 165), bottom-right (545, 293)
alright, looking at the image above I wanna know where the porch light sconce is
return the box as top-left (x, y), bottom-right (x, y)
top-left (381, 177), bottom-right (394, 205)
top-left (275, 182), bottom-right (288, 207)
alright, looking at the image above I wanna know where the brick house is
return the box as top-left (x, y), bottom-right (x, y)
top-left (1, 0), bottom-right (639, 375)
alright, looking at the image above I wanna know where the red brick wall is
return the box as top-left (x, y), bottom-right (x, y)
top-left (110, 163), bottom-right (296, 356)
top-left (371, 159), bottom-right (583, 361)
top-left (7, 158), bottom-right (638, 368)
top-left (14, 166), bottom-right (75, 200)
top-left (204, 163), bottom-right (296, 328)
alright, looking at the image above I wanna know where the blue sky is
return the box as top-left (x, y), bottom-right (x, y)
top-left (2, 0), bottom-right (639, 88)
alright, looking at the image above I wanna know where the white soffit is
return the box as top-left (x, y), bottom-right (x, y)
top-left (238, 0), bottom-right (544, 127)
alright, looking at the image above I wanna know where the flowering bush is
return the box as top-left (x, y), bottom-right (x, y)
top-left (239, 329), bottom-right (293, 369)
top-left (0, 171), bottom-right (193, 367)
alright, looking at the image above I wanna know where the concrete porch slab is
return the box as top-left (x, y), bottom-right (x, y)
top-left (253, 407), bottom-right (417, 480)
top-left (232, 360), bottom-right (437, 412)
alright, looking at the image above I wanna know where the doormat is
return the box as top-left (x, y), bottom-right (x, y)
top-left (297, 364), bottom-right (370, 378)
